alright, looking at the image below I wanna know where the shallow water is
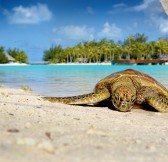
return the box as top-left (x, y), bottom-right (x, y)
top-left (0, 65), bottom-right (167, 96)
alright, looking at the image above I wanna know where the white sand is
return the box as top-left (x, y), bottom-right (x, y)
top-left (0, 85), bottom-right (168, 162)
top-left (0, 63), bottom-right (28, 66)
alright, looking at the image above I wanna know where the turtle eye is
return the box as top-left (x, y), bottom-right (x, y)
top-left (115, 93), bottom-right (120, 101)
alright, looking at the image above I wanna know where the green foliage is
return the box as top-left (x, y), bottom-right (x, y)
top-left (15, 51), bottom-right (28, 63)
top-left (7, 48), bottom-right (19, 58)
top-left (7, 48), bottom-right (28, 63)
top-left (42, 33), bottom-right (168, 63)
top-left (43, 45), bottom-right (65, 63)
top-left (0, 46), bottom-right (8, 63)
top-left (0, 46), bottom-right (4, 54)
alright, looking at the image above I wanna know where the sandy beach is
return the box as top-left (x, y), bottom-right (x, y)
top-left (0, 63), bottom-right (28, 66)
top-left (0, 85), bottom-right (168, 162)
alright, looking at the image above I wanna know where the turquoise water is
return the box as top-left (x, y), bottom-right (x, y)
top-left (0, 65), bottom-right (167, 97)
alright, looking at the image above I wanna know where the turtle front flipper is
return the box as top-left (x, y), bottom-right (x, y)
top-left (137, 86), bottom-right (168, 112)
top-left (147, 96), bottom-right (168, 112)
top-left (43, 89), bottom-right (110, 105)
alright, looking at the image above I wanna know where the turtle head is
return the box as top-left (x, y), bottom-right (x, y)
top-left (112, 86), bottom-right (136, 112)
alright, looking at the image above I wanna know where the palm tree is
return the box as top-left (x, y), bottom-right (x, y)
top-left (156, 39), bottom-right (168, 57)
top-left (64, 47), bottom-right (73, 63)
top-left (148, 41), bottom-right (157, 59)
top-left (123, 35), bottom-right (135, 59)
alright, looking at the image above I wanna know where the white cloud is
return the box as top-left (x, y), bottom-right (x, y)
top-left (159, 21), bottom-right (168, 33)
top-left (151, 15), bottom-right (168, 34)
top-left (101, 0), bottom-right (168, 35)
top-left (6, 3), bottom-right (52, 24)
top-left (98, 22), bottom-right (122, 38)
top-left (86, 6), bottom-right (94, 14)
top-left (53, 25), bottom-right (94, 40)
top-left (130, 0), bottom-right (168, 34)
top-left (132, 0), bottom-right (156, 11)
top-left (112, 3), bottom-right (127, 9)
top-left (108, 3), bottom-right (128, 14)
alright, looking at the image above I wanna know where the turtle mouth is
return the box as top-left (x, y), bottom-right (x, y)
top-left (113, 100), bottom-right (132, 112)
top-left (119, 104), bottom-right (132, 112)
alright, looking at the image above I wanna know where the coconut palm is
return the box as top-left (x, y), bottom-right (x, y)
top-left (64, 47), bottom-right (74, 63)
top-left (156, 39), bottom-right (168, 57)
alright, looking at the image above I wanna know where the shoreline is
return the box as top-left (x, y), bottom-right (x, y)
top-left (1, 85), bottom-right (168, 162)
top-left (50, 62), bottom-right (112, 65)
top-left (0, 63), bottom-right (28, 66)
top-left (0, 62), bottom-right (168, 66)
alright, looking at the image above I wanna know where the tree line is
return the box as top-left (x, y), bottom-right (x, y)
top-left (0, 47), bottom-right (28, 64)
top-left (43, 33), bottom-right (168, 63)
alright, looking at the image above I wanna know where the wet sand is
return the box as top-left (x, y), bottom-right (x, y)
top-left (0, 85), bottom-right (168, 162)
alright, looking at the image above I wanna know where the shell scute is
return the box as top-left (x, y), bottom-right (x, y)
top-left (97, 69), bottom-right (167, 96)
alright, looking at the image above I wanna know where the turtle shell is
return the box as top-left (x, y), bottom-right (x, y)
top-left (96, 69), bottom-right (168, 97)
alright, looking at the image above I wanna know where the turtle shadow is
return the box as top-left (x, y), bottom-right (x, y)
top-left (75, 101), bottom-right (158, 112)
top-left (75, 100), bottom-right (116, 111)
top-left (138, 104), bottom-right (158, 112)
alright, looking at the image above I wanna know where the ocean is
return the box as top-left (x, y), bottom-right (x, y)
top-left (0, 64), bottom-right (167, 97)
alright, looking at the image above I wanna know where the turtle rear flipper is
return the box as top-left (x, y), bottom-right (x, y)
top-left (147, 96), bottom-right (168, 112)
top-left (43, 89), bottom-right (110, 105)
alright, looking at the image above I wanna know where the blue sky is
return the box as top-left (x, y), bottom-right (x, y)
top-left (0, 0), bottom-right (167, 61)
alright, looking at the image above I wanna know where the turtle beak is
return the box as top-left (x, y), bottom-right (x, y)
top-left (118, 100), bottom-right (132, 112)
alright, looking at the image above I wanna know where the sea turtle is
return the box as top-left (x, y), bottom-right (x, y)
top-left (43, 69), bottom-right (168, 112)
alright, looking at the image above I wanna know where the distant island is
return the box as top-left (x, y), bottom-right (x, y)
top-left (43, 33), bottom-right (168, 64)
top-left (0, 33), bottom-right (168, 65)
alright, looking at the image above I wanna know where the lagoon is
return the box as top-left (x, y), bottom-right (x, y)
top-left (0, 64), bottom-right (167, 97)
